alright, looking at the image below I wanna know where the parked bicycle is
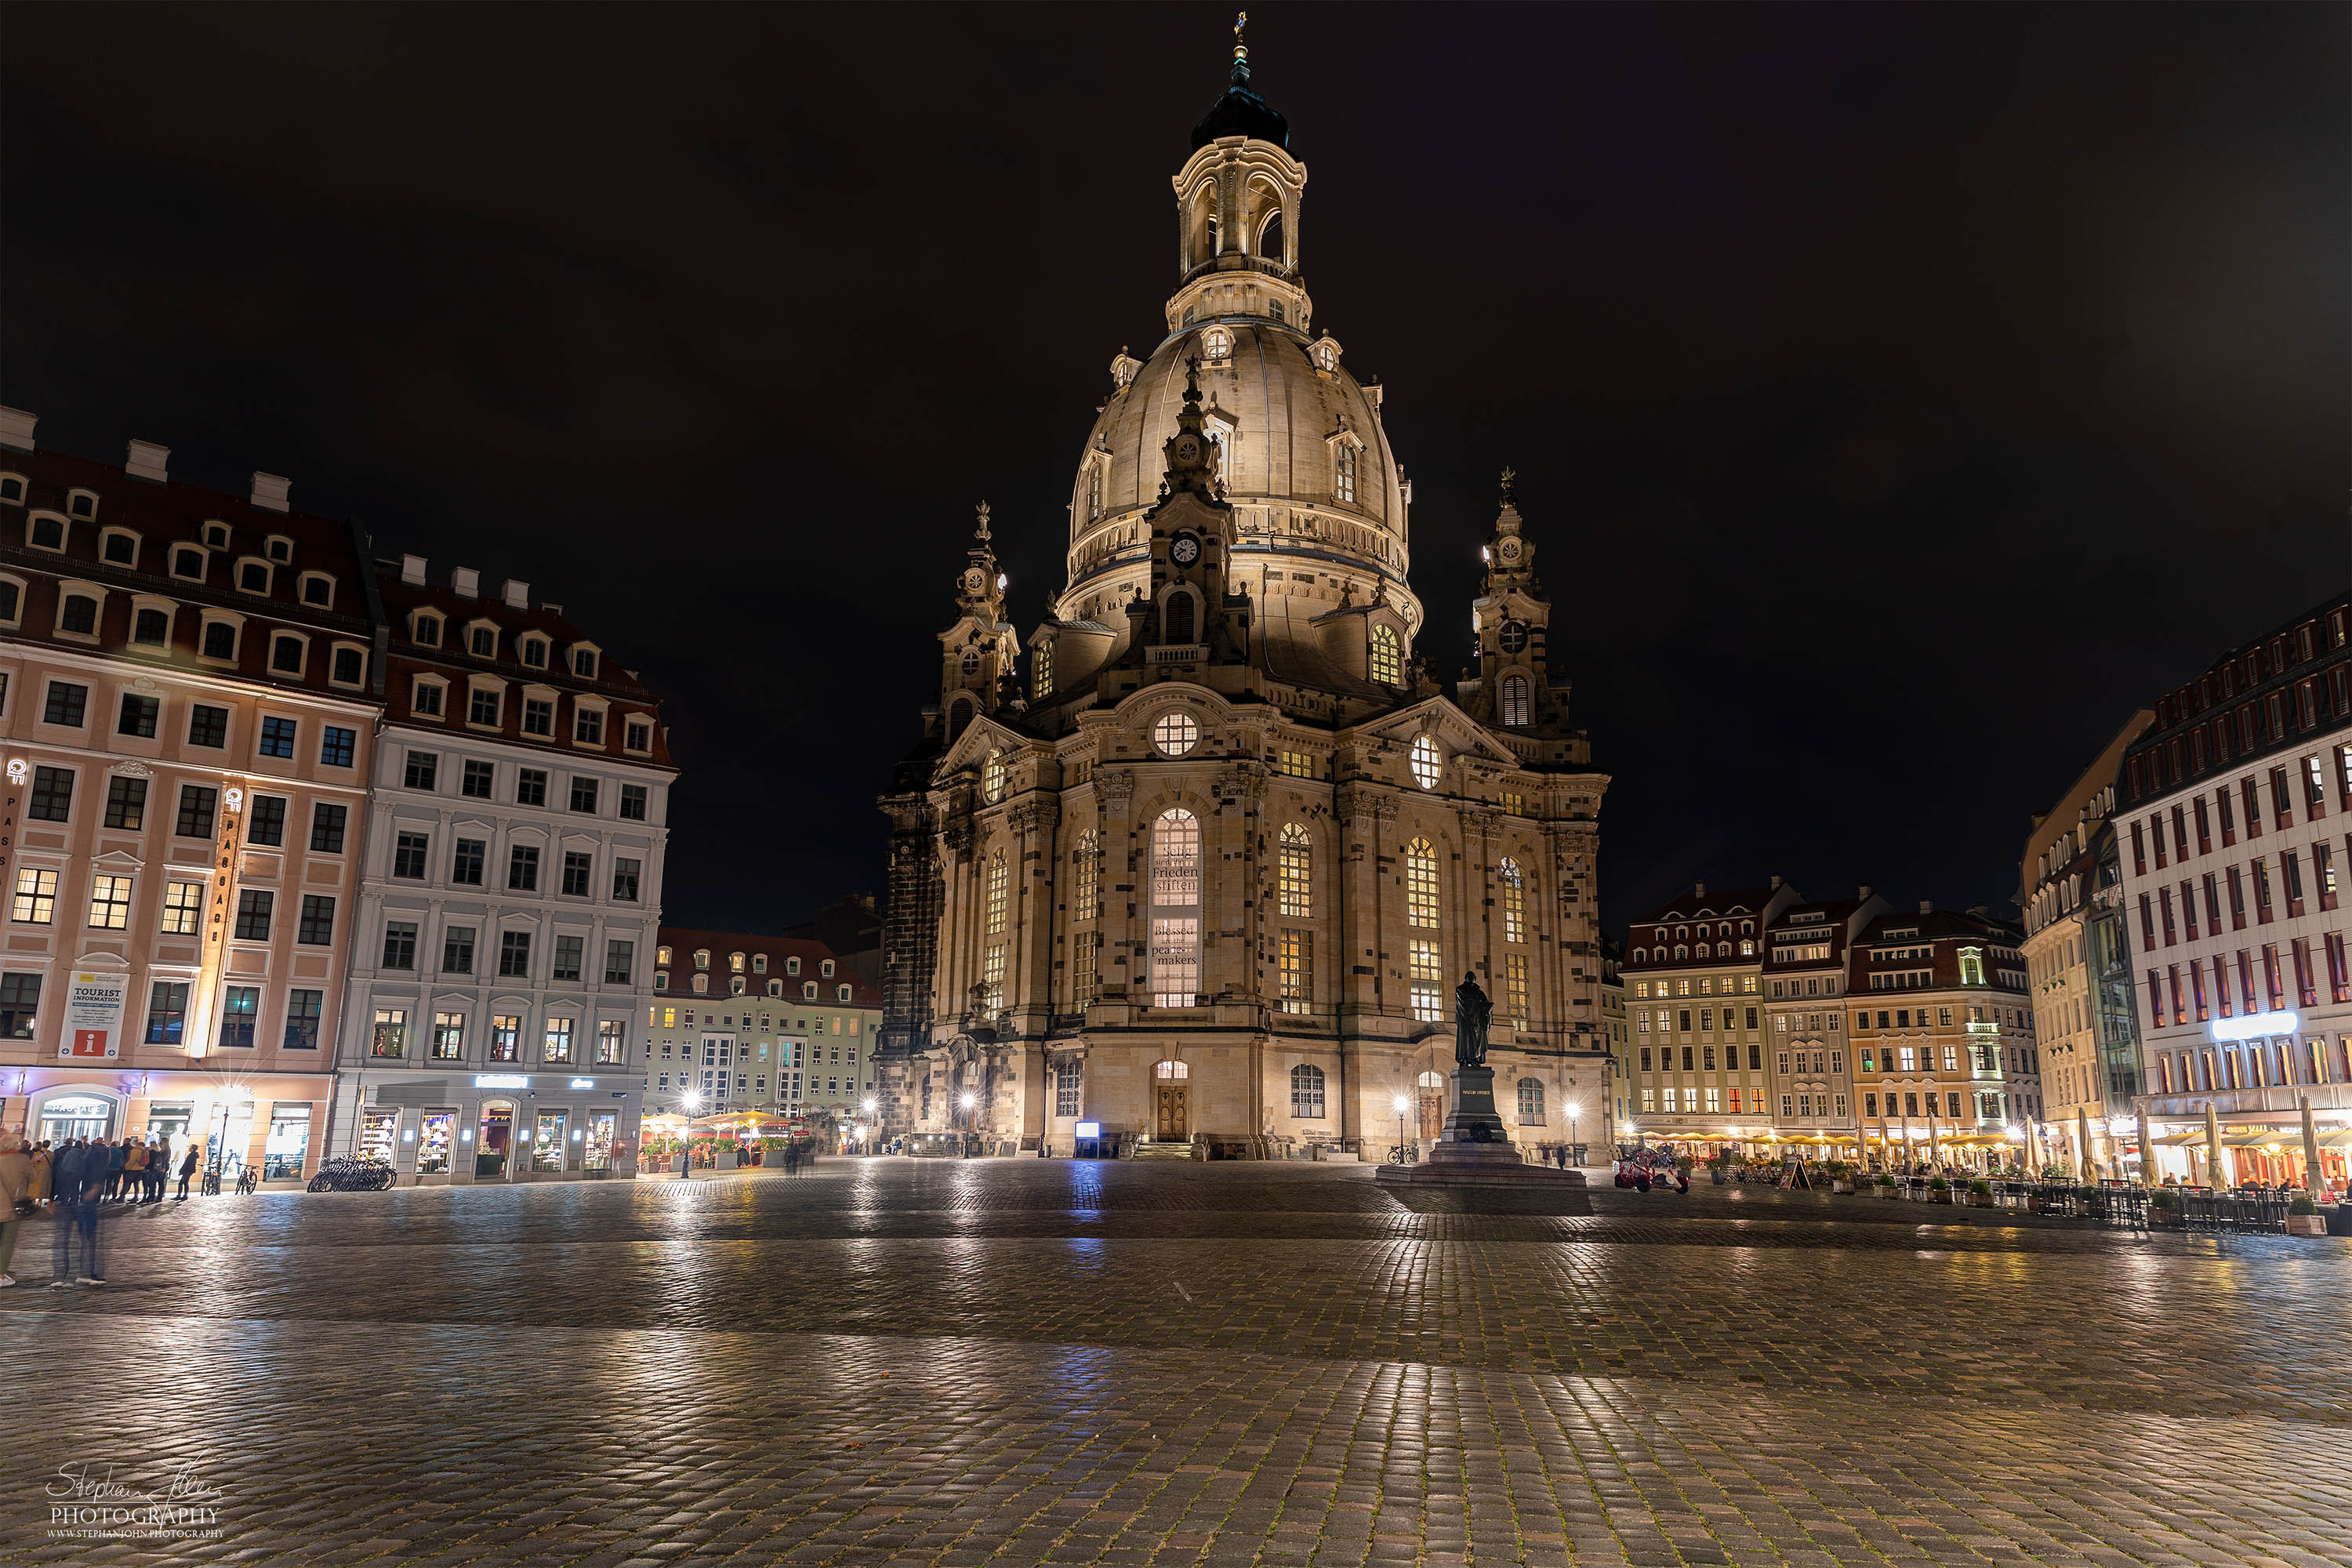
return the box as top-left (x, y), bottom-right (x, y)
top-left (307, 1157), bottom-right (397, 1193)
top-left (200, 1163), bottom-right (223, 1196)
top-left (235, 1164), bottom-right (260, 1195)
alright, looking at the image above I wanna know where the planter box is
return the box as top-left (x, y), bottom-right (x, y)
top-left (1928, 1190), bottom-right (1954, 1203)
top-left (2286, 1214), bottom-right (2328, 1237)
top-left (1831, 1180), bottom-right (1855, 1194)
top-left (1966, 1192), bottom-right (1994, 1207)
top-left (2150, 1208), bottom-right (2184, 1228)
top-left (1874, 1185), bottom-right (1899, 1198)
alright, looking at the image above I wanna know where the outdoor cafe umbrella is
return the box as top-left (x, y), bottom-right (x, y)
top-left (2205, 1104), bottom-right (2224, 1190)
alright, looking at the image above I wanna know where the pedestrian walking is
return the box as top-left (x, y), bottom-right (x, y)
top-left (49, 1138), bottom-right (105, 1287)
top-left (176, 1142), bottom-right (200, 1200)
top-left (0, 1131), bottom-right (32, 1288)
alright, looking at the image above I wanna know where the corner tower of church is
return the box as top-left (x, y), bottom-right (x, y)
top-left (876, 30), bottom-right (1611, 1160)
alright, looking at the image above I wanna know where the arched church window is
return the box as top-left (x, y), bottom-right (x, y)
top-left (946, 695), bottom-right (975, 742)
top-left (1334, 441), bottom-right (1358, 504)
top-left (1290, 1064), bottom-right (1326, 1119)
top-left (1368, 625), bottom-right (1401, 686)
top-left (1150, 809), bottom-right (1201, 1007)
top-left (1033, 640), bottom-right (1054, 701)
top-left (1087, 465), bottom-right (1103, 521)
top-left (983, 750), bottom-right (1006, 803)
top-left (1517, 1078), bottom-right (1545, 1122)
top-left (1500, 858), bottom-right (1525, 944)
top-left (1260, 209), bottom-right (1285, 264)
top-left (985, 849), bottom-right (1008, 936)
top-left (1164, 591), bottom-right (1196, 647)
top-left (1073, 829), bottom-right (1100, 919)
top-left (1404, 837), bottom-right (1439, 928)
top-left (1152, 710), bottom-right (1200, 757)
top-left (1278, 823), bottom-right (1311, 917)
top-left (1500, 673), bottom-right (1532, 728)
top-left (1409, 735), bottom-right (1443, 791)
top-left (1154, 1058), bottom-right (1189, 1080)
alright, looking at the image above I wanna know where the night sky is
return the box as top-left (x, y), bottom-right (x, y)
top-left (5, 5), bottom-right (2345, 937)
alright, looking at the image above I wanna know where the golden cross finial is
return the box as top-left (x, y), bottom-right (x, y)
top-left (1500, 466), bottom-right (1518, 493)
top-left (1234, 10), bottom-right (1247, 62)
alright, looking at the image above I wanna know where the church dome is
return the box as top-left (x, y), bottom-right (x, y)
top-left (1191, 63), bottom-right (1289, 151)
top-left (1058, 318), bottom-right (1414, 629)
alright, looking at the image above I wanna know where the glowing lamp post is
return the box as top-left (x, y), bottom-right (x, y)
top-left (1393, 1094), bottom-right (1411, 1163)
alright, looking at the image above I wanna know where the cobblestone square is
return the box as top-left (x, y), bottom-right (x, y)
top-left (4, 1160), bottom-right (2347, 1567)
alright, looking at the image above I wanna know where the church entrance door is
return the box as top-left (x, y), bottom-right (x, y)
top-left (1416, 1071), bottom-right (1445, 1141)
top-left (1154, 1085), bottom-right (1189, 1141)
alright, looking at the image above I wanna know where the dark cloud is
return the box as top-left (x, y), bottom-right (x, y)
top-left (5, 3), bottom-right (2344, 931)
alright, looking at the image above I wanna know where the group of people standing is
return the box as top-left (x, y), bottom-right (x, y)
top-left (0, 1130), bottom-right (206, 1289)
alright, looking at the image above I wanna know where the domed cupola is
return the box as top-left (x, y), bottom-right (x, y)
top-left (1191, 14), bottom-right (1289, 151)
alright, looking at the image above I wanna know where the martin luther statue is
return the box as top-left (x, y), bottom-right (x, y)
top-left (1454, 971), bottom-right (1492, 1068)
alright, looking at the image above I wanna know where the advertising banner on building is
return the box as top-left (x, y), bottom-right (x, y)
top-left (60, 970), bottom-right (131, 1059)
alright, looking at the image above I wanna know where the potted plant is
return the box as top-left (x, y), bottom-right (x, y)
top-left (1827, 1160), bottom-right (1856, 1194)
top-left (1875, 1174), bottom-right (1897, 1198)
top-left (2286, 1195), bottom-right (2327, 1237)
top-left (1965, 1178), bottom-right (1992, 1207)
top-left (2148, 1188), bottom-right (2183, 1227)
top-left (1927, 1176), bottom-right (1952, 1203)
top-left (1706, 1152), bottom-right (1730, 1185)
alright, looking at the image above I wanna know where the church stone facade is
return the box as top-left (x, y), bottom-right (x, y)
top-left (875, 45), bottom-right (1610, 1157)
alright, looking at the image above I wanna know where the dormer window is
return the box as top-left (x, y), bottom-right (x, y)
top-left (1369, 625), bottom-right (1401, 686)
top-left (655, 946), bottom-right (672, 966)
top-left (412, 613), bottom-right (441, 647)
top-left (767, 979), bottom-right (782, 997)
top-left (571, 644), bottom-right (600, 679)
top-left (693, 949), bottom-right (710, 971)
top-left (269, 633), bottom-right (307, 675)
top-left (729, 952), bottom-right (746, 973)
top-left (265, 536), bottom-right (292, 563)
top-left (202, 523), bottom-right (230, 550)
top-left (1312, 338), bottom-right (1340, 374)
top-left (1200, 326), bottom-right (1232, 362)
top-left (0, 474), bottom-right (23, 503)
top-left (299, 572), bottom-right (334, 608)
top-left (172, 547), bottom-right (206, 580)
top-left (521, 636), bottom-right (549, 669)
top-left (786, 956), bottom-right (800, 976)
top-left (100, 528), bottom-right (140, 566)
top-left (237, 561), bottom-right (271, 595)
top-left (821, 960), bottom-right (835, 978)
top-left (27, 515), bottom-right (65, 551)
top-left (468, 623), bottom-right (496, 658)
top-left (837, 984), bottom-right (852, 1002)
top-left (1333, 439), bottom-right (1359, 505)
top-left (624, 717), bottom-right (653, 753)
top-left (804, 982), bottom-right (818, 1000)
top-left (67, 490), bottom-right (97, 519)
top-left (752, 953), bottom-right (768, 975)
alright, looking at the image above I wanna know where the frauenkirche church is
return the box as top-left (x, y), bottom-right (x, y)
top-left (876, 33), bottom-right (1610, 1157)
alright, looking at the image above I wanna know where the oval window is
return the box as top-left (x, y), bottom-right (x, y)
top-left (1152, 712), bottom-right (1201, 757)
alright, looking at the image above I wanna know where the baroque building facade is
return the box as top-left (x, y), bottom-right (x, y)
top-left (876, 47), bottom-right (1609, 1157)
top-left (0, 411), bottom-right (372, 1181)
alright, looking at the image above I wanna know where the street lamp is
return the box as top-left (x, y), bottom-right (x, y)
top-left (1564, 1101), bottom-right (1581, 1165)
top-left (1392, 1094), bottom-right (1410, 1163)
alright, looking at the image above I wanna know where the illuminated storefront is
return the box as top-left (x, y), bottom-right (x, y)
top-left (327, 1069), bottom-right (639, 1184)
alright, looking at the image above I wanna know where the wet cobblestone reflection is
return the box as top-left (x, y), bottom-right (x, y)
top-left (3, 1160), bottom-right (2343, 1566)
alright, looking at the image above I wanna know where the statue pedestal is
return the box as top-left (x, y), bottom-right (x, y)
top-left (1439, 1065), bottom-right (1508, 1147)
top-left (1375, 1064), bottom-right (1592, 1214)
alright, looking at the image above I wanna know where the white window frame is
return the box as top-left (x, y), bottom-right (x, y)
top-left (125, 593), bottom-right (179, 656)
top-left (24, 510), bottom-right (71, 554)
top-left (465, 678), bottom-right (506, 731)
top-left (52, 579), bottom-right (107, 645)
top-left (327, 639), bottom-right (369, 690)
top-left (410, 673), bottom-right (449, 719)
top-left (97, 526), bottom-right (143, 568)
top-left (297, 571), bottom-right (337, 609)
top-left (0, 571), bottom-right (25, 630)
top-left (267, 630), bottom-right (310, 678)
top-left (195, 610), bottom-right (245, 666)
top-left (171, 544), bottom-right (210, 583)
top-left (233, 557), bottom-right (275, 597)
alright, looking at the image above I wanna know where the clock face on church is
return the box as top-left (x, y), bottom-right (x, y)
top-left (1498, 619), bottom-right (1529, 654)
top-left (963, 568), bottom-right (989, 595)
top-left (1170, 532), bottom-right (1201, 566)
top-left (1498, 537), bottom-right (1523, 564)
top-left (1173, 435), bottom-right (1201, 466)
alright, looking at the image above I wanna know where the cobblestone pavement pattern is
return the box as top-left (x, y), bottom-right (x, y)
top-left (4, 1162), bottom-right (2347, 1568)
